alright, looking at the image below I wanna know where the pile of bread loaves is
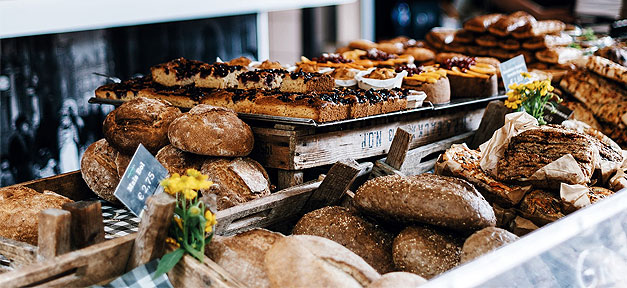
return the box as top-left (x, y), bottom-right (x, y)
top-left (206, 173), bottom-right (523, 286)
top-left (81, 97), bottom-right (272, 210)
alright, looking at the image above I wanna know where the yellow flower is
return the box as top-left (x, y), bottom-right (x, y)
top-left (189, 206), bottom-right (201, 216)
top-left (204, 210), bottom-right (217, 233)
top-left (521, 72), bottom-right (532, 78)
top-left (174, 216), bottom-right (183, 230)
top-left (165, 237), bottom-right (180, 248)
top-left (183, 188), bottom-right (197, 200)
top-left (508, 83), bottom-right (519, 90)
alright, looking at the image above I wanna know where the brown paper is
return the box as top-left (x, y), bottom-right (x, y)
top-left (528, 154), bottom-right (588, 186)
top-left (510, 216), bottom-right (539, 236)
top-left (479, 112), bottom-right (538, 177)
top-left (559, 183), bottom-right (591, 210)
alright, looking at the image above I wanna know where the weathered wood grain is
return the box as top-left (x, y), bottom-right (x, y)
top-left (385, 126), bottom-right (413, 170)
top-left (302, 159), bottom-right (361, 213)
top-left (168, 254), bottom-right (246, 288)
top-left (37, 209), bottom-right (71, 261)
top-left (470, 100), bottom-right (508, 149)
top-left (0, 237), bottom-right (37, 269)
top-left (61, 201), bottom-right (105, 250)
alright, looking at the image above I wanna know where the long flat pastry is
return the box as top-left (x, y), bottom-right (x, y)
top-left (488, 11), bottom-right (536, 37)
top-left (585, 55), bottom-right (627, 86)
top-left (512, 20), bottom-right (566, 39)
top-left (522, 34), bottom-right (573, 50)
top-left (535, 47), bottom-right (582, 64)
top-left (463, 13), bottom-right (504, 33)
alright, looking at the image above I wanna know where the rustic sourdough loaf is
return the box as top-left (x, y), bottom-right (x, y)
top-left (103, 97), bottom-right (181, 154)
top-left (168, 104), bottom-right (254, 156)
top-left (206, 229), bottom-right (284, 288)
top-left (264, 235), bottom-right (381, 288)
top-left (199, 157), bottom-right (271, 210)
top-left (393, 225), bottom-right (463, 279)
top-left (367, 272), bottom-right (427, 288)
top-left (354, 174), bottom-right (496, 232)
top-left (461, 227), bottom-right (519, 263)
top-left (81, 138), bottom-right (121, 203)
top-left (0, 186), bottom-right (72, 245)
top-left (293, 206), bottom-right (396, 273)
top-left (155, 144), bottom-right (206, 175)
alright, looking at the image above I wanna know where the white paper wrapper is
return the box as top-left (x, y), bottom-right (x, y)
top-left (528, 154), bottom-right (588, 185)
top-left (406, 90), bottom-right (427, 108)
top-left (479, 112), bottom-right (539, 177)
top-left (560, 183), bottom-right (591, 210)
top-left (332, 68), bottom-right (361, 87)
top-left (355, 68), bottom-right (407, 90)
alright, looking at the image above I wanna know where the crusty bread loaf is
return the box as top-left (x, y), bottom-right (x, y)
top-left (354, 174), bottom-right (496, 232)
top-left (114, 152), bottom-right (132, 178)
top-left (168, 105), bottom-right (254, 156)
top-left (155, 144), bottom-right (206, 175)
top-left (103, 97), bottom-right (181, 154)
top-left (293, 206), bottom-right (395, 273)
top-left (518, 189), bottom-right (565, 226)
top-left (392, 225), bottom-right (463, 279)
top-left (0, 186), bottom-right (72, 245)
top-left (264, 235), bottom-right (381, 288)
top-left (367, 272), bottom-right (427, 288)
top-left (80, 139), bottom-right (121, 204)
top-left (460, 227), bottom-right (518, 263)
top-left (206, 229), bottom-right (284, 288)
top-left (199, 157), bottom-right (271, 210)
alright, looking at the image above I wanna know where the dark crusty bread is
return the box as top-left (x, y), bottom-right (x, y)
top-left (80, 138), bottom-right (121, 204)
top-left (354, 174), bottom-right (496, 232)
top-left (103, 97), bottom-right (181, 154)
top-left (199, 157), bottom-right (271, 210)
top-left (293, 206), bottom-right (395, 273)
top-left (392, 225), bottom-right (463, 279)
top-left (206, 228), bottom-right (284, 288)
top-left (518, 189), bottom-right (565, 226)
top-left (168, 105), bottom-right (254, 156)
top-left (0, 186), bottom-right (72, 245)
top-left (114, 152), bottom-right (132, 178)
top-left (155, 144), bottom-right (206, 175)
top-left (460, 227), bottom-right (518, 263)
top-left (264, 235), bottom-right (381, 288)
top-left (367, 272), bottom-right (427, 288)
top-left (447, 73), bottom-right (498, 99)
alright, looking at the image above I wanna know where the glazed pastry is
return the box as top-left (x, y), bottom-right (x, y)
top-left (535, 47), bottom-right (582, 64)
top-left (475, 34), bottom-right (498, 47)
top-left (403, 47), bottom-right (435, 63)
top-left (255, 60), bottom-right (283, 70)
top-left (464, 14), bottom-right (504, 33)
top-left (425, 28), bottom-right (456, 49)
top-left (512, 20), bottom-right (566, 39)
top-left (398, 65), bottom-right (450, 104)
top-left (437, 55), bottom-right (498, 98)
top-left (227, 56), bottom-right (253, 67)
top-left (349, 39), bottom-right (377, 51)
top-left (488, 11), bottom-right (537, 37)
top-left (522, 34), bottom-right (573, 50)
top-left (453, 29), bottom-right (475, 44)
top-left (499, 38), bottom-right (521, 51)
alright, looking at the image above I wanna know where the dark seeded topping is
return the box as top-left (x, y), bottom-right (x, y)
top-left (441, 56), bottom-right (476, 71)
top-left (199, 63), bottom-right (243, 78)
top-left (169, 58), bottom-right (205, 81)
top-left (289, 71), bottom-right (322, 83)
top-left (312, 53), bottom-right (354, 63)
top-left (360, 48), bottom-right (398, 61)
top-left (395, 64), bottom-right (424, 76)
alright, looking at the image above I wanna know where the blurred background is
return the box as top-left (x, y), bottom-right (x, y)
top-left (0, 0), bottom-right (624, 185)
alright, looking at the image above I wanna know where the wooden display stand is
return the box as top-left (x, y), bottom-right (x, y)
top-left (0, 159), bottom-right (366, 287)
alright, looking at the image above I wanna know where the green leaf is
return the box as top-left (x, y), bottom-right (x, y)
top-left (153, 248), bottom-right (185, 279)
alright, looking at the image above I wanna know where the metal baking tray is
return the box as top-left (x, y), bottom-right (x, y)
top-left (89, 94), bottom-right (506, 127)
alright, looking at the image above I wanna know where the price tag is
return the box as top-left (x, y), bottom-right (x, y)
top-left (499, 55), bottom-right (530, 92)
top-left (114, 144), bottom-right (169, 216)
top-left (544, 103), bottom-right (574, 124)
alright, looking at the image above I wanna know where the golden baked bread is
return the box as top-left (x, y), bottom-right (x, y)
top-left (475, 34), bottom-right (498, 47)
top-left (562, 101), bottom-right (602, 130)
top-left (0, 186), bottom-right (73, 245)
top-left (80, 138), bottom-right (121, 204)
top-left (168, 105), bottom-right (254, 156)
top-left (206, 229), bottom-right (284, 288)
top-left (499, 38), bottom-right (521, 51)
top-left (392, 225), bottom-right (463, 279)
top-left (403, 47), bottom-right (435, 63)
top-left (365, 68), bottom-right (396, 80)
top-left (376, 42), bottom-right (404, 55)
top-left (114, 152), bottom-right (132, 178)
top-left (463, 13), bottom-right (504, 33)
top-left (452, 29), bottom-right (475, 44)
top-left (535, 47), bottom-right (582, 64)
top-left (227, 56), bottom-right (252, 67)
top-left (460, 227), bottom-right (518, 263)
top-left (522, 34), bottom-right (573, 50)
top-left (585, 55), bottom-right (627, 86)
top-left (255, 60), bottom-right (282, 70)
top-left (293, 206), bottom-right (395, 273)
top-left (199, 157), bottom-right (271, 210)
top-left (349, 39), bottom-right (377, 51)
top-left (425, 28), bottom-right (456, 49)
top-left (518, 189), bottom-right (565, 226)
top-left (103, 97), bottom-right (182, 154)
top-left (488, 11), bottom-right (537, 37)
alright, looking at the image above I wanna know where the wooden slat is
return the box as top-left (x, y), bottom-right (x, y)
top-left (16, 170), bottom-right (95, 201)
top-left (469, 100), bottom-right (508, 149)
top-left (126, 193), bottom-right (176, 271)
top-left (168, 254), bottom-right (246, 288)
top-left (37, 209), bottom-right (71, 261)
top-left (302, 159), bottom-right (361, 213)
top-left (0, 234), bottom-right (136, 288)
top-left (62, 201), bottom-right (105, 250)
top-left (385, 127), bottom-right (412, 170)
top-left (0, 237), bottom-right (37, 269)
top-left (276, 170), bottom-right (304, 190)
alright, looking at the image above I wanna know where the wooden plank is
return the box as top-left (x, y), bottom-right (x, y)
top-left (16, 170), bottom-right (96, 201)
top-left (0, 234), bottom-right (135, 288)
top-left (126, 193), bottom-right (176, 271)
top-left (371, 161), bottom-right (406, 179)
top-left (287, 107), bottom-right (483, 170)
top-left (37, 209), bottom-right (71, 261)
top-left (469, 100), bottom-right (508, 149)
top-left (215, 180), bottom-right (321, 236)
top-left (385, 127), bottom-right (412, 170)
top-left (62, 201), bottom-right (105, 250)
top-left (168, 254), bottom-right (246, 288)
top-left (276, 170), bottom-right (304, 190)
top-left (0, 237), bottom-right (37, 269)
top-left (302, 159), bottom-right (361, 213)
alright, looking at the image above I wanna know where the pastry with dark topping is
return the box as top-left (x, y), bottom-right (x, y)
top-left (435, 53), bottom-right (498, 99)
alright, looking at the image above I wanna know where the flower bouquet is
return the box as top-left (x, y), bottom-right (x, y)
top-left (505, 72), bottom-right (561, 125)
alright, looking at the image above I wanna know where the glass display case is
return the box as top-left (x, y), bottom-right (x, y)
top-left (424, 189), bottom-right (627, 288)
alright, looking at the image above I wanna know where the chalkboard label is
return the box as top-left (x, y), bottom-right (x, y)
top-left (499, 55), bottom-right (530, 91)
top-left (544, 103), bottom-right (574, 124)
top-left (114, 144), bottom-right (169, 216)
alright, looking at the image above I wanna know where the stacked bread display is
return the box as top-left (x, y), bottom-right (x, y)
top-left (80, 97), bottom-right (271, 210)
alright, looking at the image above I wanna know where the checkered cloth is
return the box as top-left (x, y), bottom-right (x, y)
top-left (93, 259), bottom-right (173, 288)
top-left (101, 200), bottom-right (140, 239)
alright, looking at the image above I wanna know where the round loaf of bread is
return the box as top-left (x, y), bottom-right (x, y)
top-left (293, 206), bottom-right (395, 273)
top-left (156, 144), bottom-right (206, 175)
top-left (404, 47), bottom-right (435, 62)
top-left (0, 186), bottom-right (73, 245)
top-left (114, 152), bottom-right (132, 178)
top-left (168, 105), bottom-right (253, 156)
top-left (206, 229), bottom-right (284, 288)
top-left (354, 174), bottom-right (496, 232)
top-left (200, 157), bottom-right (271, 210)
top-left (367, 272), bottom-right (427, 288)
top-left (376, 42), bottom-right (404, 55)
top-left (103, 97), bottom-right (181, 154)
top-left (80, 138), bottom-right (121, 203)
top-left (264, 235), bottom-right (381, 288)
top-left (393, 225), bottom-right (463, 279)
top-left (461, 227), bottom-right (518, 263)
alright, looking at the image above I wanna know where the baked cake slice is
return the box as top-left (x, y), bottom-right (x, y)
top-left (150, 57), bottom-right (204, 86)
top-left (280, 71), bottom-right (334, 93)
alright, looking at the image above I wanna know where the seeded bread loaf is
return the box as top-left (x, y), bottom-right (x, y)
top-left (293, 206), bottom-right (395, 273)
top-left (354, 174), bottom-right (496, 232)
top-left (168, 105), bottom-right (254, 156)
top-left (0, 186), bottom-right (73, 245)
top-left (461, 227), bottom-right (519, 263)
top-left (103, 97), bottom-right (181, 154)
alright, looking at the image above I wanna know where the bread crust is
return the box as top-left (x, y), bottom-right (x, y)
top-left (80, 138), bottom-right (120, 203)
top-left (460, 227), bottom-right (518, 263)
